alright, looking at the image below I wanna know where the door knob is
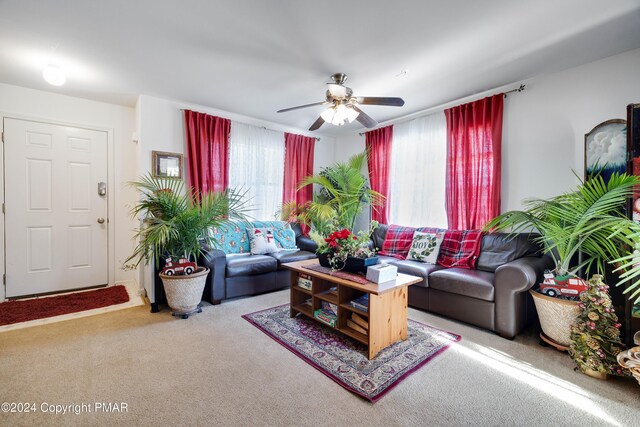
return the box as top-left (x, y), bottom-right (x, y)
top-left (97, 218), bottom-right (105, 224)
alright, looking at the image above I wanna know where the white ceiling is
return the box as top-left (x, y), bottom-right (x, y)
top-left (1, 0), bottom-right (640, 136)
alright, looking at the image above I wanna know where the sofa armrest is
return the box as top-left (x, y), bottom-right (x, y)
top-left (201, 248), bottom-right (227, 303)
top-left (297, 236), bottom-right (318, 253)
top-left (493, 255), bottom-right (554, 339)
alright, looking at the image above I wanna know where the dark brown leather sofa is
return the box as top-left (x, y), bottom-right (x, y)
top-left (370, 225), bottom-right (553, 339)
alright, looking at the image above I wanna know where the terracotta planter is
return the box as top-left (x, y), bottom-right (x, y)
top-left (530, 289), bottom-right (580, 348)
top-left (159, 267), bottom-right (209, 318)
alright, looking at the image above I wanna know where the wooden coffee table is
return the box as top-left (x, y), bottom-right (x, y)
top-left (283, 259), bottom-right (422, 359)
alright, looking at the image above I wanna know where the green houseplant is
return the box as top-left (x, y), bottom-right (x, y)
top-left (281, 152), bottom-right (383, 272)
top-left (484, 172), bottom-right (640, 354)
top-left (126, 174), bottom-right (247, 318)
top-left (289, 151), bottom-right (383, 236)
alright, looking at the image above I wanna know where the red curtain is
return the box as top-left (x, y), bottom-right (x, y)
top-left (283, 132), bottom-right (315, 205)
top-left (444, 94), bottom-right (503, 229)
top-left (183, 110), bottom-right (230, 194)
top-left (283, 132), bottom-right (315, 235)
top-left (365, 125), bottom-right (393, 224)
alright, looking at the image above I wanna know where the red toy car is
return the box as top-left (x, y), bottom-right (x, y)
top-left (162, 257), bottom-right (196, 275)
top-left (539, 272), bottom-right (588, 298)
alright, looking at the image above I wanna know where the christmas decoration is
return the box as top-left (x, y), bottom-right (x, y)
top-left (569, 275), bottom-right (629, 378)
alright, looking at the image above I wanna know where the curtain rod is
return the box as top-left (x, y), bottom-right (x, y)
top-left (180, 109), bottom-right (320, 140)
top-left (357, 84), bottom-right (526, 136)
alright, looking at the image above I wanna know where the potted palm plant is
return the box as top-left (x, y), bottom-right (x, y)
top-left (485, 172), bottom-right (640, 349)
top-left (295, 151), bottom-right (383, 235)
top-left (282, 151), bottom-right (383, 271)
top-left (126, 174), bottom-right (247, 318)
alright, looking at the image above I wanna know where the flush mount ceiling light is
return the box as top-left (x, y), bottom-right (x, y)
top-left (42, 64), bottom-right (66, 86)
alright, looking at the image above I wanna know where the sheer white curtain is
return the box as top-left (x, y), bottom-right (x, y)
top-left (229, 122), bottom-right (285, 220)
top-left (388, 112), bottom-right (447, 228)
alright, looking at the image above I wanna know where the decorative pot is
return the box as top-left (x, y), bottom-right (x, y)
top-left (316, 253), bottom-right (378, 274)
top-left (530, 289), bottom-right (580, 349)
top-left (160, 267), bottom-right (209, 318)
top-left (343, 256), bottom-right (379, 274)
top-left (317, 252), bottom-right (331, 268)
top-left (583, 369), bottom-right (609, 380)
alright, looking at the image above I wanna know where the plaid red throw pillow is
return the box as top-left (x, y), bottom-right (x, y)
top-left (437, 230), bottom-right (484, 269)
top-left (379, 225), bottom-right (444, 260)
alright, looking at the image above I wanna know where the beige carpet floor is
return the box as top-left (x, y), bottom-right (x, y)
top-left (0, 289), bottom-right (638, 427)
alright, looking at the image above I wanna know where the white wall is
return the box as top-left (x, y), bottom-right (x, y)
top-left (136, 94), bottom-right (336, 298)
top-left (0, 83), bottom-right (138, 301)
top-left (335, 47), bottom-right (640, 216)
top-left (502, 48), bottom-right (640, 211)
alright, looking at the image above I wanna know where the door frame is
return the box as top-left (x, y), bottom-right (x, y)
top-left (0, 112), bottom-right (116, 301)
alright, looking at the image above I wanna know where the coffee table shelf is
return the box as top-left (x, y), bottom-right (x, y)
top-left (284, 259), bottom-right (422, 359)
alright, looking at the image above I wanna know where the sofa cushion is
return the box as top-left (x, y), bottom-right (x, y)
top-left (388, 260), bottom-right (445, 288)
top-left (268, 250), bottom-right (316, 267)
top-left (476, 233), bottom-right (541, 272)
top-left (376, 255), bottom-right (399, 265)
top-left (428, 268), bottom-right (495, 301)
top-left (225, 254), bottom-right (278, 277)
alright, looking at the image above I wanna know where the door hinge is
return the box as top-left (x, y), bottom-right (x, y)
top-left (2, 203), bottom-right (4, 214)
top-left (1, 132), bottom-right (4, 143)
top-left (3, 274), bottom-right (5, 285)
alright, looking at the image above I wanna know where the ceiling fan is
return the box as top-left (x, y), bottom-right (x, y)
top-left (277, 73), bottom-right (405, 131)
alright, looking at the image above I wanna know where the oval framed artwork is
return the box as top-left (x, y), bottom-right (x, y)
top-left (584, 119), bottom-right (627, 182)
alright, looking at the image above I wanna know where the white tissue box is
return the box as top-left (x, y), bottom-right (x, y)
top-left (366, 263), bottom-right (398, 283)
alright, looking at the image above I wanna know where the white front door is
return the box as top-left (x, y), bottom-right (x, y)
top-left (4, 118), bottom-right (108, 297)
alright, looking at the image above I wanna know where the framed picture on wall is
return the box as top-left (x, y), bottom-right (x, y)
top-left (584, 119), bottom-right (627, 182)
top-left (152, 151), bottom-right (183, 179)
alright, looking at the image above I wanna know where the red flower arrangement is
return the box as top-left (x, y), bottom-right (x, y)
top-left (318, 225), bottom-right (377, 270)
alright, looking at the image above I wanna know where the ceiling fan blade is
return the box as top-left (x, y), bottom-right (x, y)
top-left (356, 97), bottom-right (405, 107)
top-left (277, 101), bottom-right (326, 113)
top-left (351, 106), bottom-right (378, 128)
top-left (309, 116), bottom-right (325, 131)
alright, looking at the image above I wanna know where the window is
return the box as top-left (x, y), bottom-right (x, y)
top-left (229, 122), bottom-right (284, 220)
top-left (388, 112), bottom-right (447, 228)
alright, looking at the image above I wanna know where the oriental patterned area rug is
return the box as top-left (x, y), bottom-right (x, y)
top-left (0, 285), bottom-right (130, 326)
top-left (242, 304), bottom-right (460, 402)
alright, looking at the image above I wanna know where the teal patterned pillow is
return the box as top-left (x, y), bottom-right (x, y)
top-left (209, 223), bottom-right (251, 254)
top-left (251, 221), bottom-right (298, 250)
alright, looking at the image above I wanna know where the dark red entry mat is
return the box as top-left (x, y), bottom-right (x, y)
top-left (0, 285), bottom-right (130, 326)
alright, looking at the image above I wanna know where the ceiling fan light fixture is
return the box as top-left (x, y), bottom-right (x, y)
top-left (327, 83), bottom-right (347, 98)
top-left (321, 104), bottom-right (359, 126)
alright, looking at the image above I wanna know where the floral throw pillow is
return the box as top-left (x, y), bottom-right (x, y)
top-left (407, 231), bottom-right (445, 264)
